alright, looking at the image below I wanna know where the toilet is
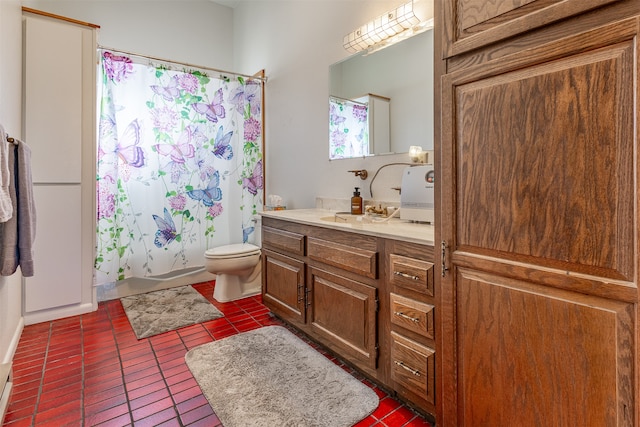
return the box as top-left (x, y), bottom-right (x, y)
top-left (204, 243), bottom-right (262, 302)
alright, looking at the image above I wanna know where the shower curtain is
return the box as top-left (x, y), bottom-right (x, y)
top-left (329, 96), bottom-right (369, 159)
top-left (95, 50), bottom-right (263, 284)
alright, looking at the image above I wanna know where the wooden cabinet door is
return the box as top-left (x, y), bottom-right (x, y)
top-left (262, 249), bottom-right (306, 328)
top-left (442, 0), bottom-right (622, 58)
top-left (439, 17), bottom-right (638, 426)
top-left (308, 267), bottom-right (378, 373)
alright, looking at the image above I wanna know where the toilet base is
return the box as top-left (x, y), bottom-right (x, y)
top-left (213, 267), bottom-right (262, 303)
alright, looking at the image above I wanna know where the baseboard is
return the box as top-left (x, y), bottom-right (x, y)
top-left (0, 362), bottom-right (12, 425)
top-left (1, 317), bottom-right (23, 366)
top-left (23, 302), bottom-right (96, 326)
top-left (96, 268), bottom-right (213, 301)
top-left (1, 316), bottom-right (22, 425)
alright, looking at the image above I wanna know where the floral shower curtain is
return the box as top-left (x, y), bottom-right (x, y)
top-left (95, 50), bottom-right (263, 284)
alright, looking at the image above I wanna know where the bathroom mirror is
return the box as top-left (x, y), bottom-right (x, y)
top-left (329, 29), bottom-right (434, 159)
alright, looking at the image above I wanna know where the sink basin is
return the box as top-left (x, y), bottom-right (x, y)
top-left (319, 213), bottom-right (363, 224)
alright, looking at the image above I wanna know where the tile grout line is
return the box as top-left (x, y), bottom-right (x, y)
top-left (28, 322), bottom-right (52, 426)
top-left (173, 325), bottom-right (215, 426)
top-left (104, 302), bottom-right (135, 426)
top-left (80, 313), bottom-right (86, 425)
top-left (143, 336), bottom-right (185, 426)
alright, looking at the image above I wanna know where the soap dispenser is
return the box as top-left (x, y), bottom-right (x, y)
top-left (351, 187), bottom-right (363, 215)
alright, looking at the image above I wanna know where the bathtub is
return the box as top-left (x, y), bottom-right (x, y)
top-left (96, 266), bottom-right (213, 302)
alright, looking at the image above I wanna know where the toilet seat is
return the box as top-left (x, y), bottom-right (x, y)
top-left (205, 243), bottom-right (261, 259)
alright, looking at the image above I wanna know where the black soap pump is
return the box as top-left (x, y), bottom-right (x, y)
top-left (351, 187), bottom-right (363, 215)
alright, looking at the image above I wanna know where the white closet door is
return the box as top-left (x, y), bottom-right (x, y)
top-left (24, 15), bottom-right (82, 184)
top-left (24, 185), bottom-right (82, 312)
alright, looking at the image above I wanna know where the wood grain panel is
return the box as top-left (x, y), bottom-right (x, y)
top-left (262, 226), bottom-right (305, 255)
top-left (391, 331), bottom-right (436, 406)
top-left (390, 293), bottom-right (435, 340)
top-left (454, 41), bottom-right (634, 280)
top-left (389, 254), bottom-right (434, 296)
top-left (309, 268), bottom-right (378, 370)
top-left (459, 0), bottom-right (537, 31)
top-left (262, 249), bottom-right (305, 326)
top-left (307, 237), bottom-right (378, 279)
top-left (456, 269), bottom-right (634, 425)
top-left (444, 0), bottom-right (622, 57)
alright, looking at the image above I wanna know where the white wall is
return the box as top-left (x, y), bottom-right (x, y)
top-left (0, 0), bottom-right (25, 367)
top-left (22, 0), bottom-right (235, 71)
top-left (22, 0), bottom-right (423, 209)
top-left (231, 0), bottom-right (419, 208)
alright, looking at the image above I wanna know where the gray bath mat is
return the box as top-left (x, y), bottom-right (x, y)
top-left (185, 325), bottom-right (379, 427)
top-left (121, 285), bottom-right (223, 339)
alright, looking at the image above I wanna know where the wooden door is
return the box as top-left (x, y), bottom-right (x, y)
top-left (439, 17), bottom-right (638, 426)
top-left (262, 249), bottom-right (306, 328)
top-left (308, 267), bottom-right (378, 373)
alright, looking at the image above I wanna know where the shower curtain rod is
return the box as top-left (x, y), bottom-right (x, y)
top-left (97, 45), bottom-right (267, 82)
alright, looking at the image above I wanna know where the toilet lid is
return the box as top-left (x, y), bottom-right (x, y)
top-left (205, 243), bottom-right (261, 259)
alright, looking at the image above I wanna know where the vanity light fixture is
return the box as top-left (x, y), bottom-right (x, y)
top-left (409, 145), bottom-right (428, 163)
top-left (343, 0), bottom-right (434, 54)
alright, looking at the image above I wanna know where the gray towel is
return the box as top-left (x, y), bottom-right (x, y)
top-left (0, 139), bottom-right (36, 276)
top-left (0, 125), bottom-right (13, 222)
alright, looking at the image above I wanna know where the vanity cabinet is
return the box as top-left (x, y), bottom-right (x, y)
top-left (261, 215), bottom-right (436, 418)
top-left (262, 217), bottom-right (382, 379)
top-left (438, 1), bottom-right (640, 425)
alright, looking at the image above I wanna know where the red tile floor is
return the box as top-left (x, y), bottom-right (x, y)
top-left (2, 281), bottom-right (434, 427)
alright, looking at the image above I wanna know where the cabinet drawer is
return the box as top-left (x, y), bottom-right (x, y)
top-left (389, 254), bottom-right (434, 296)
top-left (391, 332), bottom-right (435, 405)
top-left (262, 226), bottom-right (305, 255)
top-left (308, 237), bottom-right (377, 279)
top-left (390, 293), bottom-right (434, 340)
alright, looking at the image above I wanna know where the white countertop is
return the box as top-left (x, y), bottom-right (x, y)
top-left (260, 209), bottom-right (435, 246)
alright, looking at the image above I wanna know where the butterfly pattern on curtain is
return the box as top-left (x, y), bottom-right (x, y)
top-left (329, 96), bottom-right (369, 160)
top-left (96, 51), bottom-right (263, 283)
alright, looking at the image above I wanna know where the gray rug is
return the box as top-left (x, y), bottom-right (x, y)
top-left (121, 285), bottom-right (224, 339)
top-left (185, 325), bottom-right (379, 427)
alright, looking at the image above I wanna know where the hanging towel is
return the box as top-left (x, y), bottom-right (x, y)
top-left (0, 125), bottom-right (13, 222)
top-left (0, 139), bottom-right (36, 276)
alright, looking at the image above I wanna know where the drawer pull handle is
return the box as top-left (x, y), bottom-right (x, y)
top-left (395, 360), bottom-right (421, 377)
top-left (394, 271), bottom-right (419, 280)
top-left (394, 311), bottom-right (420, 323)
